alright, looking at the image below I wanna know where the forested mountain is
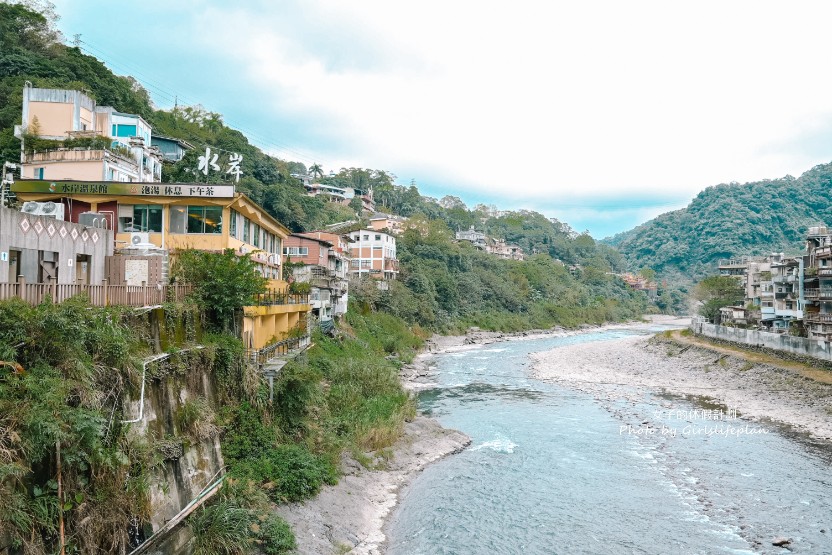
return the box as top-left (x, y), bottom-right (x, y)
top-left (606, 163), bottom-right (832, 281)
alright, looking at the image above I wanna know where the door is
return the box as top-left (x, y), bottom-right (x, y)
top-left (7, 250), bottom-right (20, 282)
top-left (76, 254), bottom-right (91, 284)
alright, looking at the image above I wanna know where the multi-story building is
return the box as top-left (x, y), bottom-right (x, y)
top-left (769, 253), bottom-right (803, 333)
top-left (347, 228), bottom-right (398, 280)
top-left (803, 225), bottom-right (832, 340)
top-left (283, 231), bottom-right (351, 320)
top-left (16, 85), bottom-right (163, 183)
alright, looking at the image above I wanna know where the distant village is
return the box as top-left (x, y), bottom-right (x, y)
top-left (711, 225), bottom-right (832, 340)
top-left (0, 85), bottom-right (668, 374)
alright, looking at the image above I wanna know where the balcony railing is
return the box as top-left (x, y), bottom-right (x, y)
top-left (806, 313), bottom-right (832, 324)
top-left (24, 148), bottom-right (139, 171)
top-left (247, 335), bottom-right (311, 367)
top-left (0, 278), bottom-right (192, 307)
top-left (251, 289), bottom-right (310, 306)
top-left (820, 268), bottom-right (832, 277)
top-left (815, 246), bottom-right (832, 258)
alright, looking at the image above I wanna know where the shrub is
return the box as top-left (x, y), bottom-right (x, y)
top-left (258, 514), bottom-right (296, 554)
top-left (187, 500), bottom-right (252, 555)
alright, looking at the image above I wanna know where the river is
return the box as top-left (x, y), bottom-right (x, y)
top-left (386, 326), bottom-right (832, 554)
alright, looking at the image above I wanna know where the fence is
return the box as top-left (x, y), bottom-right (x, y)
top-left (690, 319), bottom-right (832, 363)
top-left (247, 335), bottom-right (311, 367)
top-left (251, 288), bottom-right (310, 306)
top-left (0, 277), bottom-right (193, 307)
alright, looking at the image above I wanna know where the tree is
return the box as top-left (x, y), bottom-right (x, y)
top-left (173, 249), bottom-right (267, 331)
top-left (692, 275), bottom-right (744, 322)
top-left (309, 163), bottom-right (323, 180)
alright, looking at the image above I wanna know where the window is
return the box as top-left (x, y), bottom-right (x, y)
top-left (112, 124), bottom-right (137, 137)
top-left (132, 205), bottom-right (163, 233)
top-left (283, 247), bottom-right (309, 256)
top-left (169, 206), bottom-right (186, 234)
top-left (230, 210), bottom-right (238, 239)
top-left (363, 235), bottom-right (369, 241)
top-left (35, 167), bottom-right (44, 179)
top-left (372, 246), bottom-right (382, 251)
top-left (187, 206), bottom-right (223, 234)
top-left (243, 218), bottom-right (250, 243)
top-left (375, 235), bottom-right (381, 241)
top-left (252, 223), bottom-right (260, 248)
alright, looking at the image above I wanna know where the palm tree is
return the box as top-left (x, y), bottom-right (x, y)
top-left (309, 163), bottom-right (323, 180)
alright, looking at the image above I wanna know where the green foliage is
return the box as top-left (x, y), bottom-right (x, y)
top-left (693, 275), bottom-right (744, 322)
top-left (188, 500), bottom-right (253, 555)
top-left (173, 249), bottom-right (267, 331)
top-left (0, 298), bottom-right (156, 554)
top-left (607, 166), bottom-right (832, 282)
top-left (258, 514), bottom-right (296, 554)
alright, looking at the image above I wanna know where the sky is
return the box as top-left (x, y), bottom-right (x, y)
top-left (47, 0), bottom-right (832, 238)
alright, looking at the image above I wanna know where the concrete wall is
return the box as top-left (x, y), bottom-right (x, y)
top-left (690, 320), bottom-right (832, 362)
top-left (0, 205), bottom-right (113, 284)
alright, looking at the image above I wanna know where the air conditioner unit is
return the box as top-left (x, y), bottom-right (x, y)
top-left (78, 212), bottom-right (108, 228)
top-left (21, 201), bottom-right (65, 221)
top-left (130, 232), bottom-right (152, 246)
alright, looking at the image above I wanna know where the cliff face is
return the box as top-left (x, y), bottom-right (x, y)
top-left (124, 308), bottom-right (228, 553)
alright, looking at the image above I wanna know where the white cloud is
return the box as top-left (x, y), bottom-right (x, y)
top-left (54, 0), bottom-right (832, 234)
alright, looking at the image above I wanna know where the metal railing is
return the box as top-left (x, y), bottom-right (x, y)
top-left (0, 278), bottom-right (192, 307)
top-left (247, 335), bottom-right (311, 366)
top-left (251, 289), bottom-right (310, 306)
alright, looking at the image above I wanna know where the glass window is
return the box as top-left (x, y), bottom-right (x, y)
top-left (187, 206), bottom-right (223, 234)
top-left (133, 205), bottom-right (162, 232)
top-left (375, 235), bottom-right (381, 240)
top-left (169, 206), bottom-right (186, 234)
top-left (230, 209), bottom-right (238, 238)
top-left (253, 223), bottom-right (260, 248)
top-left (282, 247), bottom-right (309, 256)
top-left (243, 218), bottom-right (250, 243)
top-left (363, 235), bottom-right (369, 240)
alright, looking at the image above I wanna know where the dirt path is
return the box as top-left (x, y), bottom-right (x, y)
top-left (668, 329), bottom-right (832, 385)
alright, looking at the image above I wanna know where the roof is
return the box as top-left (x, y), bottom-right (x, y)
top-left (151, 134), bottom-right (195, 150)
top-left (289, 232), bottom-right (334, 248)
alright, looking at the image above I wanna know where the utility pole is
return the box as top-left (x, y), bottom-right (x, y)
top-left (73, 33), bottom-right (81, 47)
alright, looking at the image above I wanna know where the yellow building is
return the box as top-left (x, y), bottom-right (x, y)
top-left (11, 178), bottom-right (310, 353)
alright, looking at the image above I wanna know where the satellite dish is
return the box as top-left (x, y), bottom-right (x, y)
top-left (41, 202), bottom-right (56, 214)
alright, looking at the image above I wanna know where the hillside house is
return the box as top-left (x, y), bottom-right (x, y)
top-left (347, 229), bottom-right (398, 280)
top-left (283, 232), bottom-right (351, 320)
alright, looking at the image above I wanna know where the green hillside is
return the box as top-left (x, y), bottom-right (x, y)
top-left (606, 163), bottom-right (832, 281)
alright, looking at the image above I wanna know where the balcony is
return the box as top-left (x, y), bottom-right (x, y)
top-left (24, 147), bottom-right (139, 171)
top-left (251, 288), bottom-right (309, 306)
top-left (806, 313), bottom-right (832, 324)
top-left (819, 268), bottom-right (832, 277)
top-left (815, 246), bottom-right (832, 259)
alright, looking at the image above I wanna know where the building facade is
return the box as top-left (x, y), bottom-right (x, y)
top-left (16, 85), bottom-right (163, 183)
top-left (347, 229), bottom-right (398, 280)
top-left (284, 231), bottom-right (351, 320)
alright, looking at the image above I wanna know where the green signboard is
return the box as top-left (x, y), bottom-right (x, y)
top-left (11, 180), bottom-right (235, 198)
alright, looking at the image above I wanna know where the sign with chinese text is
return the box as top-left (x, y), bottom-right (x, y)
top-left (12, 180), bottom-right (235, 198)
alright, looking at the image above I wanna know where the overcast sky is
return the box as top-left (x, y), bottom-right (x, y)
top-left (50, 0), bottom-right (832, 237)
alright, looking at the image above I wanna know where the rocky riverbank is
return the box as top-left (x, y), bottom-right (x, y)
top-left (531, 332), bottom-right (832, 441)
top-left (275, 417), bottom-right (469, 555)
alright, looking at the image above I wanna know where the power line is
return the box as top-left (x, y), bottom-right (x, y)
top-left (74, 38), bottom-right (324, 167)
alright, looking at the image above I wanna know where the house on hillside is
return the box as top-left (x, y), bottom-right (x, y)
top-left (455, 226), bottom-right (487, 249)
top-left (151, 135), bottom-right (194, 162)
top-left (15, 84), bottom-right (163, 183)
top-left (486, 238), bottom-right (525, 261)
top-left (368, 212), bottom-right (407, 235)
top-left (283, 231), bottom-right (351, 321)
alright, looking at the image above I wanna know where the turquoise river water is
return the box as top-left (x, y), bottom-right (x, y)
top-left (386, 327), bottom-right (832, 555)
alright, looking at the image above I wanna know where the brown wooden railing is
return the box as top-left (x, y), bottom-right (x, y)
top-left (806, 313), bottom-right (832, 324)
top-left (0, 278), bottom-right (192, 307)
